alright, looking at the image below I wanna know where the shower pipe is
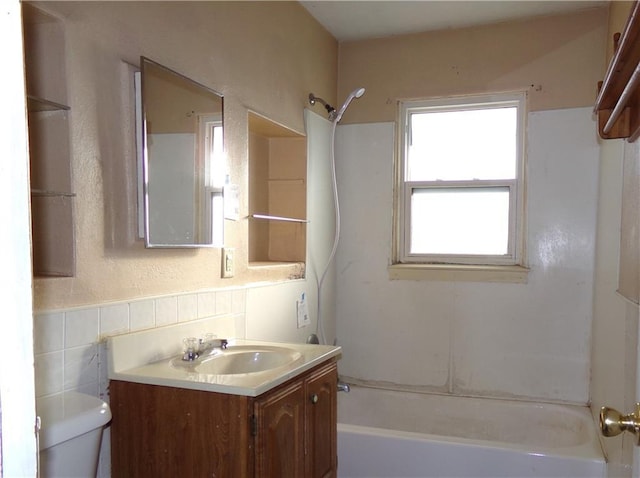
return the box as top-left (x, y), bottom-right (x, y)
top-left (309, 88), bottom-right (365, 345)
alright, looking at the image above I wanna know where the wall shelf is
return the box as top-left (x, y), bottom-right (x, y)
top-left (248, 112), bottom-right (307, 265)
top-left (31, 189), bottom-right (76, 198)
top-left (251, 214), bottom-right (309, 224)
top-left (23, 4), bottom-right (75, 278)
top-left (595, 1), bottom-right (640, 141)
top-left (27, 95), bottom-right (70, 112)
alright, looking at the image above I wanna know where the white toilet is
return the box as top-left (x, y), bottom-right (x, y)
top-left (36, 391), bottom-right (112, 478)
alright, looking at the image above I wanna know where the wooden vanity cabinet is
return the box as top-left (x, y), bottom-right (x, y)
top-left (253, 379), bottom-right (305, 477)
top-left (110, 359), bottom-right (337, 478)
top-left (254, 361), bottom-right (337, 478)
top-left (304, 363), bottom-right (338, 478)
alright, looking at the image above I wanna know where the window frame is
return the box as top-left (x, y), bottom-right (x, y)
top-left (198, 114), bottom-right (225, 246)
top-left (396, 92), bottom-right (527, 267)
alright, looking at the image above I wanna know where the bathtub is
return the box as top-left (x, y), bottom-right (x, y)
top-left (337, 386), bottom-right (605, 478)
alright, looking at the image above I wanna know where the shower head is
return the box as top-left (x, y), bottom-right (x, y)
top-left (333, 87), bottom-right (366, 123)
top-left (308, 93), bottom-right (336, 118)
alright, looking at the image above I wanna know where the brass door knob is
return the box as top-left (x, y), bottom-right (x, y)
top-left (600, 403), bottom-right (640, 445)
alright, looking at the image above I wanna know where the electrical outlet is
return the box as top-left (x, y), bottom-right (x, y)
top-left (222, 248), bottom-right (234, 278)
top-left (297, 293), bottom-right (310, 328)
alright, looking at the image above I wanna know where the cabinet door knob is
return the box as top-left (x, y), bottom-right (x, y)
top-left (310, 393), bottom-right (319, 404)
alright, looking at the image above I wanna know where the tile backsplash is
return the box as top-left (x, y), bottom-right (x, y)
top-left (33, 287), bottom-right (246, 478)
top-left (33, 287), bottom-right (247, 401)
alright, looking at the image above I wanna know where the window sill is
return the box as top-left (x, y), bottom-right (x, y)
top-left (388, 263), bottom-right (529, 283)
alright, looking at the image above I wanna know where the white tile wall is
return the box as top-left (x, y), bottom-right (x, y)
top-left (335, 108), bottom-right (600, 404)
top-left (33, 287), bottom-right (247, 401)
top-left (34, 351), bottom-right (63, 397)
top-left (129, 299), bottom-right (155, 331)
top-left (100, 304), bottom-right (129, 336)
top-left (216, 290), bottom-right (233, 315)
top-left (155, 296), bottom-right (178, 326)
top-left (177, 294), bottom-right (198, 322)
top-left (197, 291), bottom-right (217, 317)
top-left (34, 312), bottom-right (63, 354)
top-left (64, 308), bottom-right (100, 349)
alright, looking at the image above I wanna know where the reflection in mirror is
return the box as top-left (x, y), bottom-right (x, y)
top-left (141, 57), bottom-right (224, 247)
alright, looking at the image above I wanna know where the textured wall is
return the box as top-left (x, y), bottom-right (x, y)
top-left (32, 2), bottom-right (337, 310)
top-left (336, 7), bottom-right (607, 124)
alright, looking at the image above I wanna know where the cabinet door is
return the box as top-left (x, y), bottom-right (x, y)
top-left (254, 381), bottom-right (305, 478)
top-left (110, 380), bottom-right (252, 478)
top-left (305, 362), bottom-right (338, 478)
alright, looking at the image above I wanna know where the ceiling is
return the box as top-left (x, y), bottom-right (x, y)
top-left (300, 1), bottom-right (608, 42)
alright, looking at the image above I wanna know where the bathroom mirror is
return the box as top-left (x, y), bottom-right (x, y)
top-left (141, 57), bottom-right (224, 247)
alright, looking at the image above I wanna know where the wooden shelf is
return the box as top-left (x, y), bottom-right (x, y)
top-left (595, 1), bottom-right (640, 141)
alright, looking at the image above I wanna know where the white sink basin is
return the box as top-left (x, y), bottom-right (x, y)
top-left (193, 345), bottom-right (303, 375)
top-left (109, 326), bottom-right (342, 396)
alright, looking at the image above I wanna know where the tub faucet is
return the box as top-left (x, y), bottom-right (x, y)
top-left (337, 380), bottom-right (351, 393)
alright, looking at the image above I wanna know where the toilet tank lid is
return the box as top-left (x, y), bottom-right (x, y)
top-left (36, 391), bottom-right (111, 450)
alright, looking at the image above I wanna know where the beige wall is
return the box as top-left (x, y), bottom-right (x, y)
top-left (337, 6), bottom-right (608, 124)
top-left (31, 1), bottom-right (337, 311)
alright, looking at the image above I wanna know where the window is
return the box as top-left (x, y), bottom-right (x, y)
top-left (396, 92), bottom-right (526, 268)
top-left (199, 114), bottom-right (225, 246)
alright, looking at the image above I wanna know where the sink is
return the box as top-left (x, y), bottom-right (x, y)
top-left (193, 345), bottom-right (303, 375)
top-left (110, 329), bottom-right (342, 396)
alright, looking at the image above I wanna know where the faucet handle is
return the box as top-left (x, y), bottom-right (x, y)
top-left (182, 337), bottom-right (199, 361)
top-left (200, 333), bottom-right (217, 347)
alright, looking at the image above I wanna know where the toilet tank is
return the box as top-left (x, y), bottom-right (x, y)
top-left (36, 391), bottom-right (112, 478)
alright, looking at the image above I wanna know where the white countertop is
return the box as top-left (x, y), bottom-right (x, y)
top-left (107, 320), bottom-right (341, 397)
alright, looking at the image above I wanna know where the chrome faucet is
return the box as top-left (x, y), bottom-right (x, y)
top-left (337, 380), bottom-right (351, 393)
top-left (182, 337), bottom-right (199, 361)
top-left (181, 335), bottom-right (228, 362)
top-left (201, 336), bottom-right (229, 352)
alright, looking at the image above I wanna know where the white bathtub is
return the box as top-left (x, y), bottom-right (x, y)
top-left (337, 386), bottom-right (605, 478)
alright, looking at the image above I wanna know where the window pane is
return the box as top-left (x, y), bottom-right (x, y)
top-left (408, 107), bottom-right (517, 181)
top-left (410, 188), bottom-right (509, 255)
top-left (210, 124), bottom-right (225, 188)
